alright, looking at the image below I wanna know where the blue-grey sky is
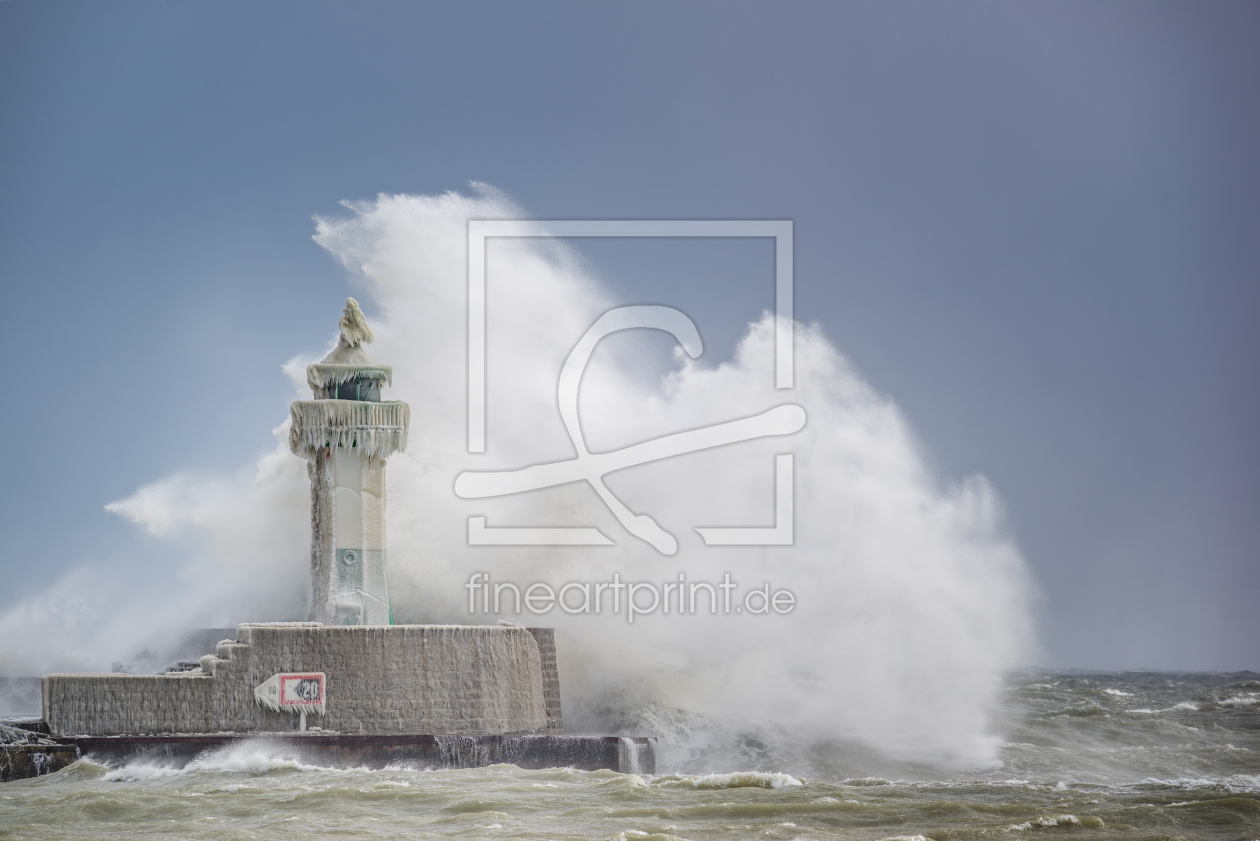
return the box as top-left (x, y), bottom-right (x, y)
top-left (1, 0), bottom-right (1255, 669)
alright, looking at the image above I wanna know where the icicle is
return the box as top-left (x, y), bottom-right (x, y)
top-left (289, 400), bottom-right (410, 460)
top-left (43, 625), bottom-right (548, 737)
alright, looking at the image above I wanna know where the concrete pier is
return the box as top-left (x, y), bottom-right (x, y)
top-left (43, 624), bottom-right (561, 738)
top-left (0, 743), bottom-right (80, 782)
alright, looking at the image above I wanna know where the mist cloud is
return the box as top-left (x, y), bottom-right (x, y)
top-left (0, 186), bottom-right (1035, 770)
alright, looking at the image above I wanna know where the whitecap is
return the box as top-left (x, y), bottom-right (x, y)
top-left (101, 763), bottom-right (185, 783)
top-left (100, 745), bottom-right (330, 782)
top-left (685, 771), bottom-right (803, 789)
top-left (1009, 814), bottom-right (1087, 831)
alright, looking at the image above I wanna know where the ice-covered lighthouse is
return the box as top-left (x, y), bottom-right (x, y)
top-left (22, 295), bottom-right (656, 777)
top-left (288, 298), bottom-right (409, 625)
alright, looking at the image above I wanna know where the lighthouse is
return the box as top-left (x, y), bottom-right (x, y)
top-left (289, 298), bottom-right (410, 625)
top-left (28, 294), bottom-right (648, 774)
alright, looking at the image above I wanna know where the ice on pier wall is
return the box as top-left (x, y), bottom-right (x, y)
top-left (43, 624), bottom-right (548, 737)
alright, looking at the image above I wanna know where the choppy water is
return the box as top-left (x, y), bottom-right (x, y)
top-left (2, 672), bottom-right (1257, 840)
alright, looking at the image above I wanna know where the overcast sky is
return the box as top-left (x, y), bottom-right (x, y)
top-left (1, 1), bottom-right (1255, 669)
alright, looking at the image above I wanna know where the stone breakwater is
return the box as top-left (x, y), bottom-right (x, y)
top-left (43, 624), bottom-right (558, 737)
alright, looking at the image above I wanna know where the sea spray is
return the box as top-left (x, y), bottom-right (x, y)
top-left (1, 187), bottom-right (1035, 770)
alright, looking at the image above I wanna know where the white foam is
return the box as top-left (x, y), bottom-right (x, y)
top-left (101, 746), bottom-right (331, 782)
top-left (1134, 775), bottom-right (1260, 793)
top-left (658, 771), bottom-right (803, 789)
top-left (1009, 814), bottom-right (1084, 831)
top-left (100, 763), bottom-right (185, 783)
top-left (1225, 774), bottom-right (1260, 791)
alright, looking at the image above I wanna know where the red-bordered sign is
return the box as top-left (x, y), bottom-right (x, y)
top-left (278, 673), bottom-right (325, 708)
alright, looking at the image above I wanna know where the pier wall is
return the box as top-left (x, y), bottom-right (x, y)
top-left (43, 624), bottom-right (551, 738)
top-left (525, 627), bottom-right (563, 733)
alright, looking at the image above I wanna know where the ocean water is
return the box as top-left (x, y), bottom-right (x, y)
top-left (2, 672), bottom-right (1256, 840)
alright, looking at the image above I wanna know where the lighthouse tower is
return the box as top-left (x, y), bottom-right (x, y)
top-left (289, 298), bottom-right (410, 625)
